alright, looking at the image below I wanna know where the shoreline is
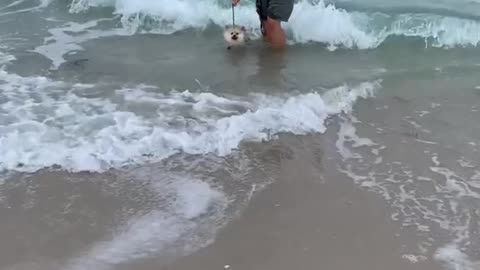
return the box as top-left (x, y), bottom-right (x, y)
top-left (163, 134), bottom-right (443, 270)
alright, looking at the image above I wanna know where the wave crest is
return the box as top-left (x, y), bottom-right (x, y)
top-left (0, 67), bottom-right (380, 173)
top-left (61, 0), bottom-right (480, 49)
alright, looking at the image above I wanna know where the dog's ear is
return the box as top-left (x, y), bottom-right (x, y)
top-left (241, 26), bottom-right (246, 31)
top-left (225, 25), bottom-right (229, 29)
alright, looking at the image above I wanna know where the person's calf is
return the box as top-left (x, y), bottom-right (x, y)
top-left (263, 17), bottom-right (286, 49)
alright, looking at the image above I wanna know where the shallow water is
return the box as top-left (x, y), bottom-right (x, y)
top-left (0, 0), bottom-right (480, 269)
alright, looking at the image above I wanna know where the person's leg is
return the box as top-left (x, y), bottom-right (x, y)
top-left (263, 17), bottom-right (286, 49)
top-left (256, 0), bottom-right (269, 40)
top-left (261, 0), bottom-right (294, 49)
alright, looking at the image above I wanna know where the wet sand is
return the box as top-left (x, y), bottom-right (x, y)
top-left (1, 23), bottom-right (480, 270)
top-left (0, 131), bottom-right (444, 270)
top-left (3, 86), bottom-right (480, 270)
top-left (163, 135), bottom-right (442, 270)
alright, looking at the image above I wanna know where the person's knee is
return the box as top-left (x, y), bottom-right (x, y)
top-left (264, 17), bottom-right (281, 32)
top-left (264, 17), bottom-right (286, 48)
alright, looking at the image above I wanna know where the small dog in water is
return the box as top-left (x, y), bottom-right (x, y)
top-left (223, 25), bottom-right (248, 49)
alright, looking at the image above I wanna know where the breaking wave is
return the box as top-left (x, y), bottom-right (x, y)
top-left (0, 64), bottom-right (380, 173)
top-left (58, 0), bottom-right (480, 49)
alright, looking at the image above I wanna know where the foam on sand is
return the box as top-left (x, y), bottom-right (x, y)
top-left (63, 174), bottom-right (227, 270)
top-left (334, 113), bottom-right (480, 270)
top-left (434, 244), bottom-right (478, 270)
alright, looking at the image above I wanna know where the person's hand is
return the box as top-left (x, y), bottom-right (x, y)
top-left (232, 0), bottom-right (240, 6)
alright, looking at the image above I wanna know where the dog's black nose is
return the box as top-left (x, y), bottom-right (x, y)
top-left (232, 35), bottom-right (238, 40)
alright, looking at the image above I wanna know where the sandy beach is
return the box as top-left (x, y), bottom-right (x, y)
top-left (165, 135), bottom-right (443, 270)
top-left (2, 0), bottom-right (480, 269)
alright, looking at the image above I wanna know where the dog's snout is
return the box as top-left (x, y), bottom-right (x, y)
top-left (232, 35), bottom-right (238, 40)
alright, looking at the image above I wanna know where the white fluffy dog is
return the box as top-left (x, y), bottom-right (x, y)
top-left (223, 25), bottom-right (248, 49)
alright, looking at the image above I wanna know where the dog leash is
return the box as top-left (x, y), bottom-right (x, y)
top-left (231, 3), bottom-right (235, 26)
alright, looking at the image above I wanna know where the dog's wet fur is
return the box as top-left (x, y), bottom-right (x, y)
top-left (223, 25), bottom-right (248, 50)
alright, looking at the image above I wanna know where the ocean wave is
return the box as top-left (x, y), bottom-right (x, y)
top-left (59, 0), bottom-right (480, 49)
top-left (0, 68), bottom-right (380, 173)
top-left (0, 48), bottom-right (15, 65)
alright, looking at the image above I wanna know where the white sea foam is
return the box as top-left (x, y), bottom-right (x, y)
top-left (335, 114), bottom-right (480, 270)
top-left (31, 0), bottom-right (480, 70)
top-left (0, 52), bottom-right (14, 65)
top-left (0, 0), bottom-right (51, 16)
top-left (61, 0), bottom-right (480, 49)
top-left (434, 244), bottom-right (475, 270)
top-left (402, 254), bottom-right (427, 263)
top-left (69, 0), bottom-right (115, 13)
top-left (32, 19), bottom-right (129, 69)
top-left (0, 68), bottom-right (380, 173)
top-left (63, 174), bottom-right (227, 270)
top-left (0, 45), bottom-right (15, 65)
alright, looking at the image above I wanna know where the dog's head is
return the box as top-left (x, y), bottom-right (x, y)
top-left (223, 25), bottom-right (247, 46)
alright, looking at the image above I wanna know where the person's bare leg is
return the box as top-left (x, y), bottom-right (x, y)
top-left (263, 17), bottom-right (286, 49)
top-left (260, 21), bottom-right (270, 43)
